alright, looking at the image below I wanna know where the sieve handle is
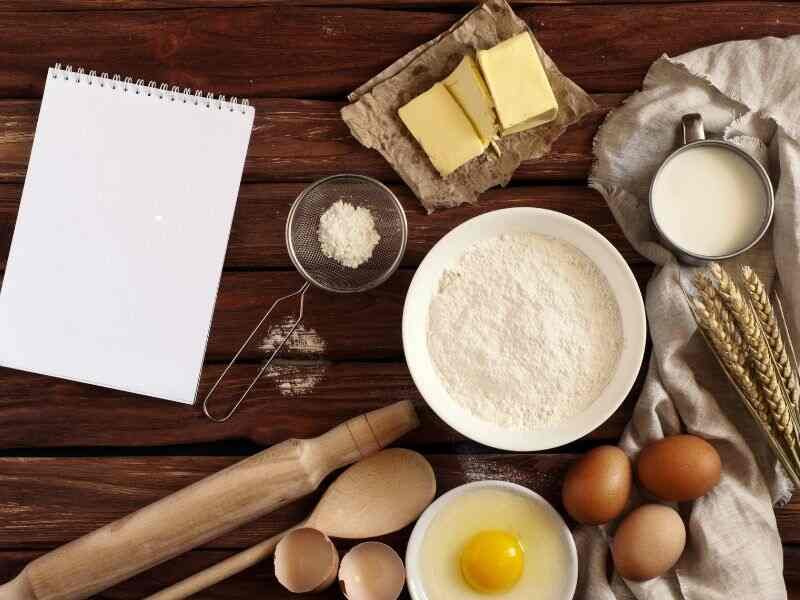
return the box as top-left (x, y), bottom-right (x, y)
top-left (202, 281), bottom-right (312, 422)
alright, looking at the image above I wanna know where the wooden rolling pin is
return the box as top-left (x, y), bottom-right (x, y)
top-left (0, 400), bottom-right (418, 600)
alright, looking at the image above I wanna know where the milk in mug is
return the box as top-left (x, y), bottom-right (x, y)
top-left (651, 144), bottom-right (768, 257)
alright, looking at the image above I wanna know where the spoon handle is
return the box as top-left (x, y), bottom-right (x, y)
top-left (144, 522), bottom-right (304, 600)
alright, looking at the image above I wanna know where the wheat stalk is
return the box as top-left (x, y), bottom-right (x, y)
top-left (710, 263), bottom-right (800, 460)
top-left (695, 274), bottom-right (745, 350)
top-left (741, 266), bottom-right (800, 412)
top-left (691, 275), bottom-right (771, 427)
top-left (685, 288), bottom-right (799, 485)
top-left (691, 302), bottom-right (770, 428)
top-left (685, 266), bottom-right (800, 486)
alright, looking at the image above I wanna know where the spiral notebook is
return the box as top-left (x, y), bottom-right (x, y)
top-left (0, 65), bottom-right (254, 403)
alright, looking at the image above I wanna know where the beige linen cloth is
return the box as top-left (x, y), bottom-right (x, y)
top-left (583, 37), bottom-right (800, 599)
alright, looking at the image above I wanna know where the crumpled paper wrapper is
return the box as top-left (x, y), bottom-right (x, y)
top-left (341, 0), bottom-right (597, 213)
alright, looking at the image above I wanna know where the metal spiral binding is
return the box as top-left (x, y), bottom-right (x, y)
top-left (50, 63), bottom-right (251, 115)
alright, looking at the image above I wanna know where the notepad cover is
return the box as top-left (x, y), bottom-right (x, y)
top-left (0, 68), bottom-right (254, 403)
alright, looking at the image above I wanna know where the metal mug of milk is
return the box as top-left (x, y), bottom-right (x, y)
top-left (649, 113), bottom-right (774, 265)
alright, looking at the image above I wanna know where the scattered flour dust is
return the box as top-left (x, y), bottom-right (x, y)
top-left (260, 319), bottom-right (326, 356)
top-left (260, 319), bottom-right (327, 396)
top-left (265, 362), bottom-right (327, 397)
top-left (318, 200), bottom-right (380, 269)
top-left (426, 233), bottom-right (623, 430)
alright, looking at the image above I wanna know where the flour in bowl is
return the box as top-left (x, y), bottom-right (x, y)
top-left (426, 233), bottom-right (623, 430)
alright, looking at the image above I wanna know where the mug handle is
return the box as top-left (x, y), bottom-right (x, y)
top-left (682, 113), bottom-right (705, 144)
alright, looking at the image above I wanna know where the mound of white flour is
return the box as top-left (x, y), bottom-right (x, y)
top-left (318, 200), bottom-right (380, 269)
top-left (426, 233), bottom-right (623, 430)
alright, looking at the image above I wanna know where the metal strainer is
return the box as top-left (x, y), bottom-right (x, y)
top-left (203, 174), bottom-right (408, 422)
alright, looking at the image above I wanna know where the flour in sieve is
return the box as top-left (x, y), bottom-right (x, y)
top-left (318, 200), bottom-right (380, 269)
top-left (426, 233), bottom-right (623, 429)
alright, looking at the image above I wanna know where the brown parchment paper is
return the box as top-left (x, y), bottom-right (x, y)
top-left (341, 0), bottom-right (597, 212)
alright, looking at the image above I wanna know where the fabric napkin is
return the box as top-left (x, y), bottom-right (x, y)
top-left (582, 36), bottom-right (800, 599)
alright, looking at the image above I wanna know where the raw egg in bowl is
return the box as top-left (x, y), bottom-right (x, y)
top-left (406, 481), bottom-right (577, 600)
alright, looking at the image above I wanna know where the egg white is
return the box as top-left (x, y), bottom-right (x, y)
top-left (419, 488), bottom-right (571, 600)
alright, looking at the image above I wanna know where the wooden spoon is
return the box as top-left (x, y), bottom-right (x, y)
top-left (145, 448), bottom-right (436, 600)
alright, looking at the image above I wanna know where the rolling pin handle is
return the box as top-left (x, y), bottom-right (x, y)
top-left (309, 400), bottom-right (420, 477)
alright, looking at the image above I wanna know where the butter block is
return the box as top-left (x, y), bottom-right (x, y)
top-left (398, 83), bottom-right (485, 177)
top-left (477, 32), bottom-right (558, 135)
top-left (443, 56), bottom-right (497, 147)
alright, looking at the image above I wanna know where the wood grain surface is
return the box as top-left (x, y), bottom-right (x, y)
top-left (0, 362), bottom-right (646, 449)
top-left (0, 4), bottom-right (797, 98)
top-left (0, 96), bottom-right (620, 183)
top-left (0, 183), bottom-right (643, 270)
top-left (0, 1), bottom-right (797, 598)
top-left (2, 455), bottom-right (798, 549)
top-left (0, 549), bottom-right (799, 600)
top-left (0, 0), bottom-right (769, 9)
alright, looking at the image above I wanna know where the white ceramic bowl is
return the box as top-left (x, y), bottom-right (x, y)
top-left (405, 481), bottom-right (578, 600)
top-left (403, 207), bottom-right (646, 451)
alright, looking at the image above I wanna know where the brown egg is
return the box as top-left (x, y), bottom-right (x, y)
top-left (612, 504), bottom-right (686, 581)
top-left (637, 435), bottom-right (721, 502)
top-left (562, 445), bottom-right (632, 525)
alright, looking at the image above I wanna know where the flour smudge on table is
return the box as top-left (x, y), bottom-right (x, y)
top-left (427, 233), bottom-right (623, 429)
top-left (261, 320), bottom-right (327, 396)
top-left (261, 319), bottom-right (327, 356)
top-left (266, 362), bottom-right (328, 397)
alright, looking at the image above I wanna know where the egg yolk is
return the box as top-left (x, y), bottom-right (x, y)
top-left (460, 530), bottom-right (524, 593)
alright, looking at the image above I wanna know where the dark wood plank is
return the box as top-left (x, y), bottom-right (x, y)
top-left (1, 546), bottom-right (799, 599)
top-left (0, 95), bottom-right (620, 183)
top-left (0, 0), bottom-right (763, 9)
top-left (205, 269), bottom-right (407, 361)
top-left (788, 547), bottom-right (800, 599)
top-left (0, 360), bottom-right (643, 449)
top-left (0, 182), bottom-right (643, 271)
top-left (0, 455), bottom-right (797, 549)
top-left (0, 5), bottom-right (797, 98)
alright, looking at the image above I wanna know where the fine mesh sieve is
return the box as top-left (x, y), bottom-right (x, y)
top-left (203, 174), bottom-right (408, 422)
top-left (287, 174), bottom-right (408, 293)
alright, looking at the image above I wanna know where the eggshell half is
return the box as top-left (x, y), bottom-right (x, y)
top-left (562, 445), bottom-right (632, 525)
top-left (612, 504), bottom-right (686, 582)
top-left (637, 434), bottom-right (721, 501)
top-left (339, 542), bottom-right (405, 600)
top-left (275, 528), bottom-right (339, 593)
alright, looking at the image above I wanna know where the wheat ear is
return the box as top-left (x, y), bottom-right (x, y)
top-left (691, 292), bottom-right (771, 428)
top-left (741, 266), bottom-right (800, 412)
top-left (696, 274), bottom-right (742, 347)
top-left (711, 263), bottom-right (799, 454)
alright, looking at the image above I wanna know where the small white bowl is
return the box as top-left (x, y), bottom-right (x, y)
top-left (405, 481), bottom-right (578, 600)
top-left (402, 207), bottom-right (646, 451)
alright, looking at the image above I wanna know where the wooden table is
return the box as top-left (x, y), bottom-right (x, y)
top-left (0, 1), bottom-right (798, 598)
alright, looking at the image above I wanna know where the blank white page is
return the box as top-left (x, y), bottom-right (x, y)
top-left (0, 67), bottom-right (254, 403)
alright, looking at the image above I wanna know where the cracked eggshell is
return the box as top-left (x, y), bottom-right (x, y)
top-left (339, 542), bottom-right (405, 600)
top-left (274, 528), bottom-right (339, 593)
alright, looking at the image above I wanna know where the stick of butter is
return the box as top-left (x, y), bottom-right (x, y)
top-left (477, 32), bottom-right (558, 136)
top-left (443, 56), bottom-right (497, 147)
top-left (398, 82), bottom-right (485, 177)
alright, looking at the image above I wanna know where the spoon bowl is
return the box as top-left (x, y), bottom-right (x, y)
top-left (313, 448), bottom-right (436, 538)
